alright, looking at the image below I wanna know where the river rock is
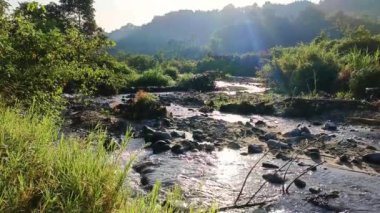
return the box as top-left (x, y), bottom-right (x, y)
top-left (142, 125), bottom-right (156, 137)
top-left (152, 141), bottom-right (171, 154)
top-left (181, 140), bottom-right (197, 151)
top-left (263, 132), bottom-right (277, 141)
top-left (171, 144), bottom-right (184, 155)
top-left (309, 187), bottom-right (321, 194)
top-left (192, 129), bottom-right (205, 141)
top-left (262, 173), bottom-right (285, 184)
top-left (248, 144), bottom-right (263, 154)
top-left (283, 128), bottom-right (302, 137)
top-left (294, 178), bottom-right (306, 189)
top-left (151, 131), bottom-right (172, 143)
top-left (322, 121), bottom-right (337, 131)
top-left (228, 142), bottom-right (241, 150)
top-left (339, 155), bottom-right (350, 163)
top-left (171, 130), bottom-right (186, 138)
top-left (266, 139), bottom-right (290, 150)
top-left (255, 120), bottom-right (266, 126)
top-left (362, 153), bottom-right (380, 165)
top-left (262, 162), bottom-right (279, 169)
top-left (305, 148), bottom-right (321, 159)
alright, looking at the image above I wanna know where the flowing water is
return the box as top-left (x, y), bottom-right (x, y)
top-left (117, 80), bottom-right (380, 212)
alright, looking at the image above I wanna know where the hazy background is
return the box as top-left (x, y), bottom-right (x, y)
top-left (8, 0), bottom-right (319, 32)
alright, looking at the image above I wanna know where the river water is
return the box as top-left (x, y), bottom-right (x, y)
top-left (118, 79), bottom-right (380, 212)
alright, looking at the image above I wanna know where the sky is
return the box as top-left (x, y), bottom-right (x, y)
top-left (8, 0), bottom-right (319, 32)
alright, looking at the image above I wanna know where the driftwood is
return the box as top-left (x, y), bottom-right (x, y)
top-left (348, 117), bottom-right (380, 126)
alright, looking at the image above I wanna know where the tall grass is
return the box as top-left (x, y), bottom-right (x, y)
top-left (0, 104), bottom-right (214, 212)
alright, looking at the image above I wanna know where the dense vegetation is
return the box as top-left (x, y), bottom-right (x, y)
top-left (259, 27), bottom-right (380, 98)
top-left (109, 0), bottom-right (380, 58)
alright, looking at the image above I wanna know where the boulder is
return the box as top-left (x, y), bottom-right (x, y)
top-left (248, 144), bottom-right (263, 154)
top-left (266, 139), bottom-right (290, 150)
top-left (152, 141), bottom-right (171, 154)
top-left (362, 153), bottom-right (380, 165)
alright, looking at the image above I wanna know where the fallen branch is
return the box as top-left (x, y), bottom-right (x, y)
top-left (285, 161), bottom-right (326, 194)
top-left (219, 200), bottom-right (274, 212)
top-left (234, 151), bottom-right (269, 205)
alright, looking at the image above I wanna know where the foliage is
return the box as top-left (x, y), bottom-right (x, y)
top-left (132, 68), bottom-right (174, 87)
top-left (197, 54), bottom-right (261, 76)
top-left (0, 103), bottom-right (215, 212)
top-left (163, 66), bottom-right (180, 80)
top-left (0, 1), bottom-right (120, 111)
top-left (178, 71), bottom-right (222, 92)
top-left (261, 27), bottom-right (380, 98)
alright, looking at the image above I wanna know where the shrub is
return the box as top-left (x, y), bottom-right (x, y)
top-left (0, 105), bottom-right (131, 212)
top-left (178, 71), bottom-right (222, 92)
top-left (163, 66), bottom-right (180, 80)
top-left (350, 67), bottom-right (380, 97)
top-left (132, 69), bottom-right (174, 87)
top-left (0, 104), bottom-right (213, 212)
top-left (264, 44), bottom-right (339, 95)
top-left (119, 91), bottom-right (167, 120)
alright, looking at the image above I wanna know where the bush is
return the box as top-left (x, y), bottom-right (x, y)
top-left (132, 69), bottom-right (174, 87)
top-left (119, 91), bottom-right (167, 120)
top-left (270, 44), bottom-right (339, 94)
top-left (350, 67), bottom-right (380, 97)
top-left (163, 66), bottom-right (180, 80)
top-left (178, 71), bottom-right (222, 92)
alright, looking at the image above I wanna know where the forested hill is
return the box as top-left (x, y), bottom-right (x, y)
top-left (109, 0), bottom-right (380, 58)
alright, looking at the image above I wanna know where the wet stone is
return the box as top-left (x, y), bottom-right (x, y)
top-left (248, 144), bottom-right (263, 154)
top-left (309, 187), bottom-right (322, 194)
top-left (294, 178), bottom-right (307, 189)
top-left (266, 139), bottom-right (290, 150)
top-left (171, 144), bottom-right (184, 155)
top-left (152, 141), bottom-right (171, 154)
top-left (262, 162), bottom-right (279, 169)
top-left (263, 132), bottom-right (277, 141)
top-left (262, 173), bottom-right (285, 184)
top-left (362, 153), bottom-right (380, 165)
top-left (323, 121), bottom-right (338, 131)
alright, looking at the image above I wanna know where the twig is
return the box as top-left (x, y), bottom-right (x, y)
top-left (285, 161), bottom-right (326, 194)
top-left (234, 151), bottom-right (269, 205)
top-left (219, 200), bottom-right (274, 212)
top-left (246, 158), bottom-right (294, 205)
top-left (282, 141), bottom-right (313, 194)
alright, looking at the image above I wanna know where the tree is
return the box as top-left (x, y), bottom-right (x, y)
top-left (59, 0), bottom-right (97, 35)
top-left (0, 0), bottom-right (9, 17)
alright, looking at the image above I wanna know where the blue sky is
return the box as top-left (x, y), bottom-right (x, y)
top-left (8, 0), bottom-right (319, 32)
